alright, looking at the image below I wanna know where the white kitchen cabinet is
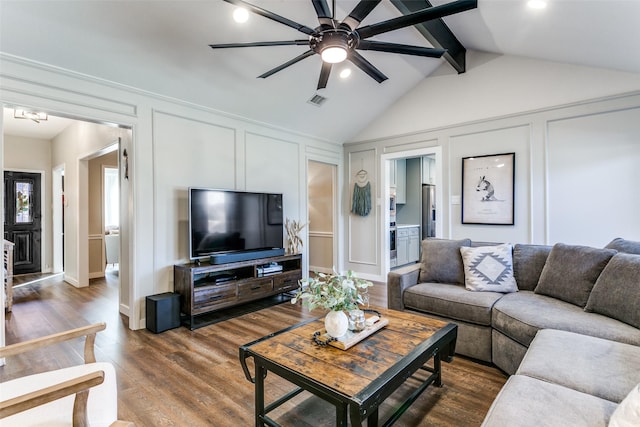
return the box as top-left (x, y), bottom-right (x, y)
top-left (408, 227), bottom-right (420, 263)
top-left (422, 156), bottom-right (435, 185)
top-left (396, 226), bottom-right (420, 266)
top-left (395, 159), bottom-right (406, 204)
top-left (397, 228), bottom-right (409, 266)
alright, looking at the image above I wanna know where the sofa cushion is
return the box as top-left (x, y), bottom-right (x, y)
top-left (609, 383), bottom-right (640, 427)
top-left (534, 243), bottom-right (616, 307)
top-left (517, 329), bottom-right (640, 403)
top-left (585, 253), bottom-right (640, 329)
top-left (481, 375), bottom-right (617, 427)
top-left (404, 282), bottom-right (503, 326)
top-left (492, 291), bottom-right (640, 348)
top-left (605, 237), bottom-right (640, 255)
top-left (418, 238), bottom-right (471, 285)
top-left (513, 243), bottom-right (551, 291)
top-left (460, 244), bottom-right (517, 293)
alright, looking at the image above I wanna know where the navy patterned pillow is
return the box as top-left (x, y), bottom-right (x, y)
top-left (460, 244), bottom-right (518, 293)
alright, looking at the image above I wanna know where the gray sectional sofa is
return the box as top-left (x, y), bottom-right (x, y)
top-left (387, 237), bottom-right (640, 426)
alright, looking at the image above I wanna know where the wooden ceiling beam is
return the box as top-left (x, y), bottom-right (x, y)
top-left (390, 0), bottom-right (476, 73)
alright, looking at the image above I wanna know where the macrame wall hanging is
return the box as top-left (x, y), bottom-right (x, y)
top-left (351, 168), bottom-right (372, 217)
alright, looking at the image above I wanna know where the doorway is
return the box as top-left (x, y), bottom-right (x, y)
top-left (307, 160), bottom-right (338, 274)
top-left (381, 147), bottom-right (443, 275)
top-left (2, 107), bottom-right (131, 318)
top-left (82, 144), bottom-right (120, 282)
top-left (4, 170), bottom-right (42, 274)
top-left (103, 165), bottom-right (119, 271)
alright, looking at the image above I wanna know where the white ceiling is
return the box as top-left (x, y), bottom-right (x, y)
top-left (1, 0), bottom-right (640, 142)
top-left (2, 108), bottom-right (75, 140)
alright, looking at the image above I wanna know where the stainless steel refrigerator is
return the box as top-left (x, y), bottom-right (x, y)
top-left (422, 184), bottom-right (436, 239)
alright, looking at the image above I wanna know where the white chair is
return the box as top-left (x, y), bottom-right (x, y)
top-left (105, 234), bottom-right (119, 266)
top-left (0, 323), bottom-right (133, 427)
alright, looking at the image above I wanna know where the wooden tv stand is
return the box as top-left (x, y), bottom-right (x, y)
top-left (174, 254), bottom-right (302, 329)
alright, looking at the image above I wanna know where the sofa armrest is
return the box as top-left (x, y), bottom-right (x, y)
top-left (387, 264), bottom-right (421, 310)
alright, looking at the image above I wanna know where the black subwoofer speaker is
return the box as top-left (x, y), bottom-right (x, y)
top-left (146, 292), bottom-right (180, 333)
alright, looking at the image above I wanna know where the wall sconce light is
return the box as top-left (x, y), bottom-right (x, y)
top-left (14, 109), bottom-right (48, 123)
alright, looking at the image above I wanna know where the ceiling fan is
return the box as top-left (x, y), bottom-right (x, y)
top-left (210, 0), bottom-right (477, 90)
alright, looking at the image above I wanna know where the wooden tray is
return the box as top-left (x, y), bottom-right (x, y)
top-left (316, 316), bottom-right (389, 350)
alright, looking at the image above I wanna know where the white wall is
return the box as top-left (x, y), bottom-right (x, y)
top-left (0, 53), bottom-right (342, 329)
top-left (354, 51), bottom-right (640, 141)
top-left (153, 112), bottom-right (304, 292)
top-left (345, 54), bottom-right (640, 281)
top-left (3, 135), bottom-right (53, 272)
top-left (346, 148), bottom-right (379, 277)
top-left (546, 109), bottom-right (640, 246)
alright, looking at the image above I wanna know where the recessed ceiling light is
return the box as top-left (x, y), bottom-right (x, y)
top-left (339, 68), bottom-right (352, 79)
top-left (233, 7), bottom-right (249, 23)
top-left (527, 0), bottom-right (547, 9)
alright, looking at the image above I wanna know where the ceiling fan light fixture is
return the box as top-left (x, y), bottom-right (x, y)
top-left (14, 109), bottom-right (48, 124)
top-left (316, 30), bottom-right (351, 64)
top-left (321, 46), bottom-right (347, 63)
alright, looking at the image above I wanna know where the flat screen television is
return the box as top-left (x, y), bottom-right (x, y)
top-left (189, 188), bottom-right (284, 262)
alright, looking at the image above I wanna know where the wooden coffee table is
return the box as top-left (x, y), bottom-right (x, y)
top-left (239, 307), bottom-right (457, 426)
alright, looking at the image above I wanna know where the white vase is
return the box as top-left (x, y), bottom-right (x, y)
top-left (324, 310), bottom-right (349, 338)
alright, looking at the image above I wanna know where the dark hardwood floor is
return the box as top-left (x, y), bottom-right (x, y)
top-left (2, 270), bottom-right (507, 426)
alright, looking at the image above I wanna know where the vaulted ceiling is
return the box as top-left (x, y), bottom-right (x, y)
top-left (2, 0), bottom-right (640, 142)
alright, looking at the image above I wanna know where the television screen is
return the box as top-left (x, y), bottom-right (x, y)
top-left (189, 188), bottom-right (283, 260)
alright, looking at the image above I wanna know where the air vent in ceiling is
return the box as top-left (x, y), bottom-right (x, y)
top-left (307, 94), bottom-right (327, 107)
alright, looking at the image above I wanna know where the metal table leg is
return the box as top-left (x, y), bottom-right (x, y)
top-left (255, 364), bottom-right (266, 427)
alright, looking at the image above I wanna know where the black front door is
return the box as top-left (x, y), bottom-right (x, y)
top-left (4, 171), bottom-right (42, 274)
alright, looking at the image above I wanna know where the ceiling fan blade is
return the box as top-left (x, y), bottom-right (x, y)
top-left (357, 40), bottom-right (446, 58)
top-left (209, 40), bottom-right (309, 49)
top-left (222, 0), bottom-right (317, 36)
top-left (312, 0), bottom-right (334, 27)
top-left (356, 0), bottom-right (477, 39)
top-left (348, 51), bottom-right (387, 83)
top-left (210, 40), bottom-right (309, 49)
top-left (340, 0), bottom-right (382, 31)
top-left (258, 50), bottom-right (316, 79)
top-left (317, 61), bottom-right (333, 89)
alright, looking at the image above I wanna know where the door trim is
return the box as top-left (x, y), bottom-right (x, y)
top-left (52, 164), bottom-right (65, 274)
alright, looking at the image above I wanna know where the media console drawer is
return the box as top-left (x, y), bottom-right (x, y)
top-left (238, 279), bottom-right (273, 300)
top-left (273, 271), bottom-right (301, 292)
top-left (194, 283), bottom-right (237, 307)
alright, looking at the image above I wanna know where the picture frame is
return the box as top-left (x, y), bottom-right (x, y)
top-left (462, 152), bottom-right (515, 225)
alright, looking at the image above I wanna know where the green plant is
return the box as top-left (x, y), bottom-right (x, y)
top-left (291, 270), bottom-right (373, 312)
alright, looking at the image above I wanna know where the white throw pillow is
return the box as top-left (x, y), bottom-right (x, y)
top-left (460, 244), bottom-right (518, 293)
top-left (609, 383), bottom-right (640, 427)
